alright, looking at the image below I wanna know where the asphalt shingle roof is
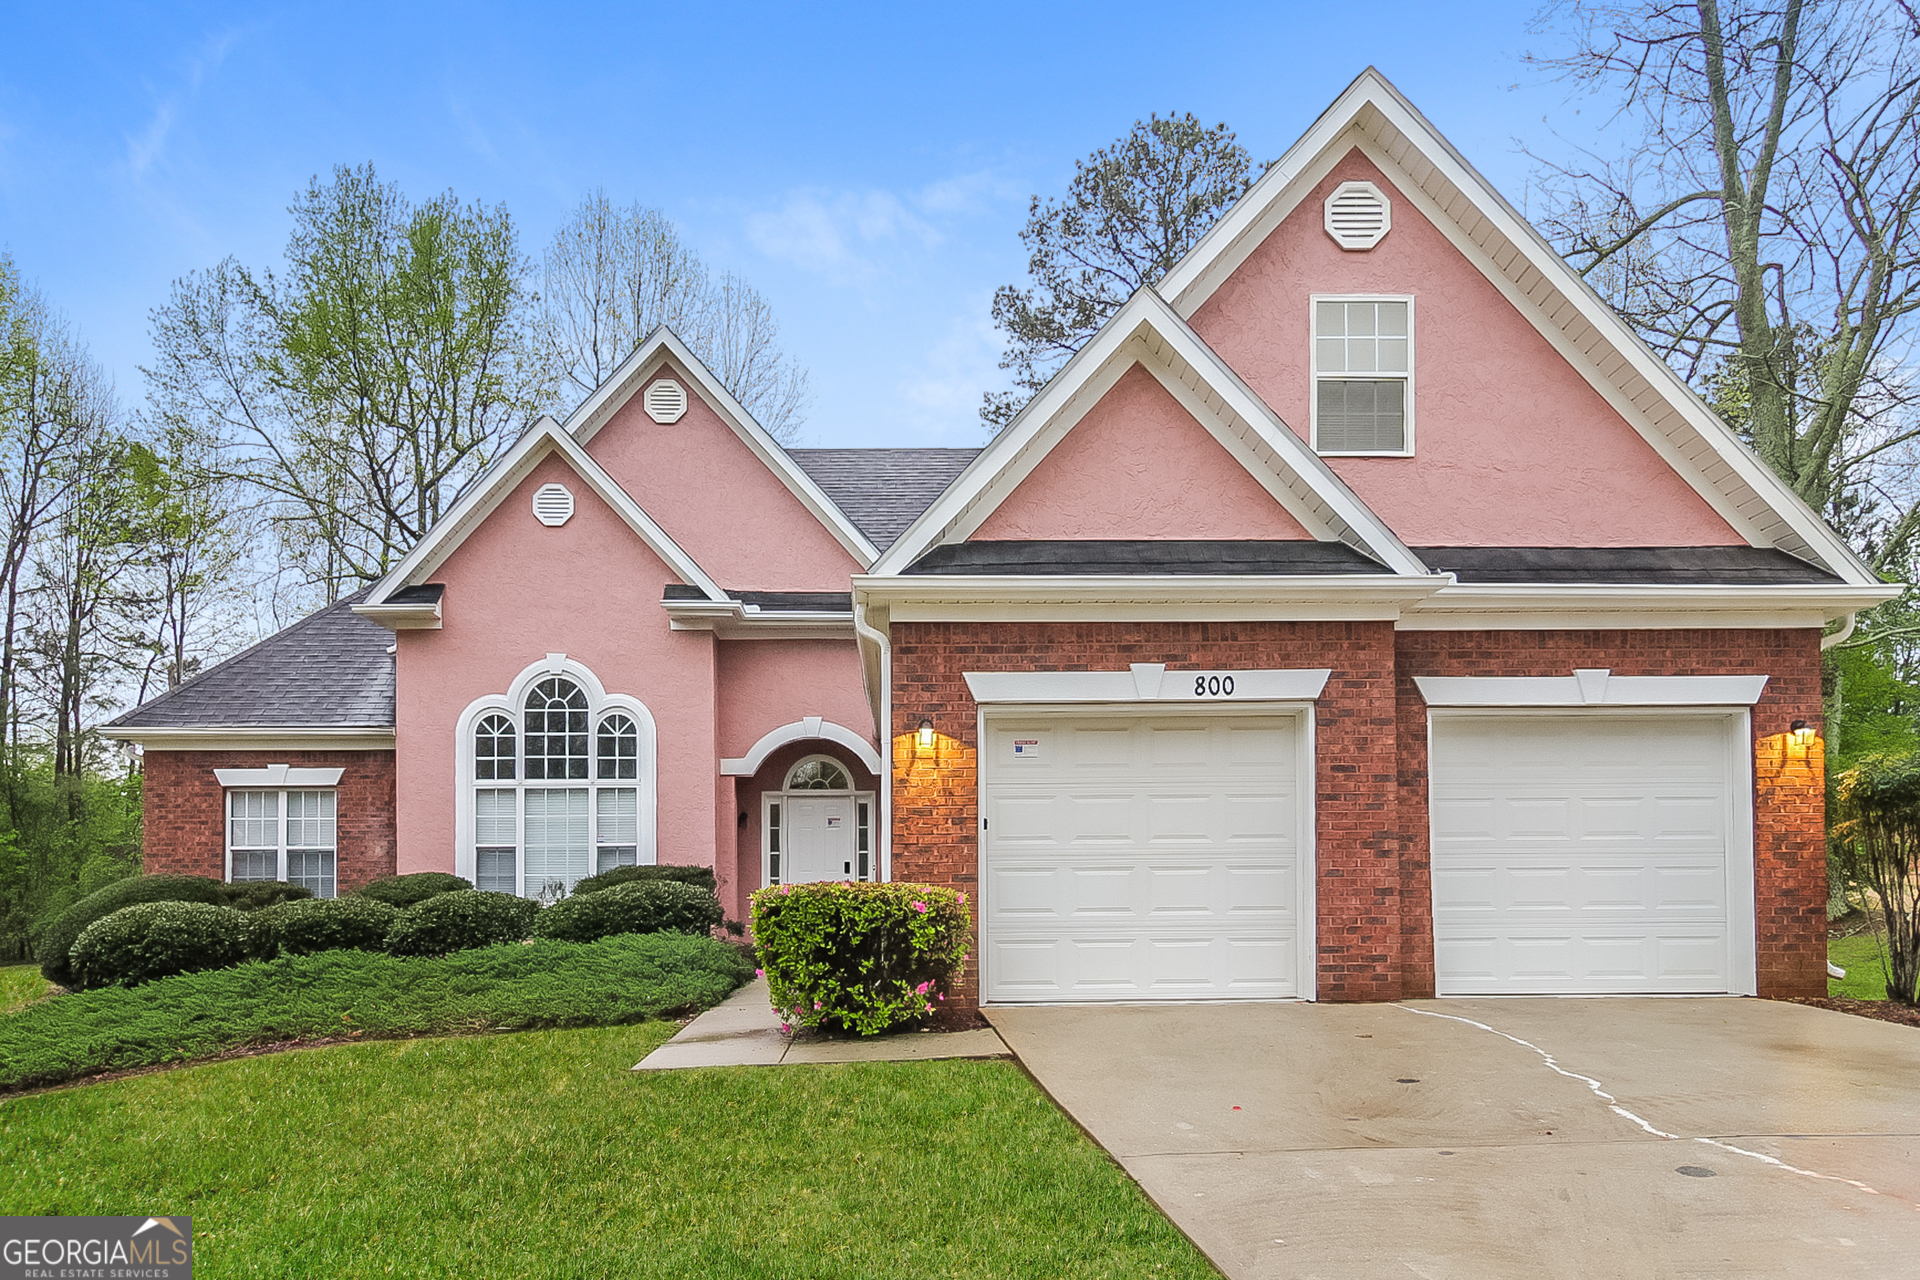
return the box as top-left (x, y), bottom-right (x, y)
top-left (1412, 546), bottom-right (1843, 585)
top-left (788, 448), bottom-right (982, 551)
top-left (109, 588), bottom-right (395, 729)
top-left (903, 540), bottom-right (1391, 575)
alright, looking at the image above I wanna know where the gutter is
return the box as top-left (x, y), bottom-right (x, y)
top-left (1821, 612), bottom-right (1858, 651)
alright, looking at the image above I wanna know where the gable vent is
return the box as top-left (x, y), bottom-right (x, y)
top-left (644, 378), bottom-right (689, 424)
top-left (532, 483), bottom-right (575, 527)
top-left (1324, 181), bottom-right (1391, 251)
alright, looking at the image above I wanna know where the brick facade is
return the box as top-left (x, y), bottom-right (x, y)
top-left (141, 750), bottom-right (398, 894)
top-left (891, 622), bottom-right (1828, 1008)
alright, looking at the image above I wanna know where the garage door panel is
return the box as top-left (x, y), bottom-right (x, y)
top-left (984, 712), bottom-right (1305, 1004)
top-left (1431, 714), bottom-right (1740, 996)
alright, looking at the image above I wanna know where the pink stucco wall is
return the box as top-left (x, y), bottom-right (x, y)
top-left (583, 358), bottom-right (865, 589)
top-left (394, 450), bottom-right (721, 875)
top-left (1189, 149), bottom-right (1741, 547)
top-left (717, 639), bottom-right (876, 758)
top-left (974, 363), bottom-right (1313, 541)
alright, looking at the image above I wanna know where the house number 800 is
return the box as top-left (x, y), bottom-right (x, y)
top-left (1194, 675), bottom-right (1236, 697)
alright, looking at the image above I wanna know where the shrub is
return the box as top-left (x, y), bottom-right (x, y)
top-left (570, 863), bottom-right (718, 896)
top-left (535, 880), bottom-right (723, 944)
top-left (751, 882), bottom-right (971, 1036)
top-left (385, 891), bottom-right (538, 957)
top-left (257, 896), bottom-right (400, 956)
top-left (354, 872), bottom-right (473, 909)
top-left (68, 902), bottom-right (259, 989)
top-left (1832, 751), bottom-right (1920, 1004)
top-left (37, 875), bottom-right (227, 987)
top-left (0, 932), bottom-right (757, 1092)
top-left (216, 881), bottom-right (315, 912)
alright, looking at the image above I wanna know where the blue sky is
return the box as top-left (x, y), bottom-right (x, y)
top-left (0, 1), bottom-right (1579, 447)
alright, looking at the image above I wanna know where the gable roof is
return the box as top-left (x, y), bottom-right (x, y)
top-left (360, 416), bottom-right (726, 610)
top-left (566, 328), bottom-right (880, 566)
top-left (108, 588), bottom-right (394, 730)
top-left (1157, 67), bottom-right (1880, 588)
top-left (869, 288), bottom-right (1430, 577)
top-left (789, 448), bottom-right (982, 551)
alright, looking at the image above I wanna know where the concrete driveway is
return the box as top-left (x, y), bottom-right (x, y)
top-left (986, 998), bottom-right (1920, 1279)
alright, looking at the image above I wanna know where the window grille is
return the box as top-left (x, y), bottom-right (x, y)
top-left (1313, 298), bottom-right (1412, 454)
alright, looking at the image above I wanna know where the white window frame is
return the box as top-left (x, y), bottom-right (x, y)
top-left (454, 655), bottom-right (658, 898)
top-left (760, 754), bottom-right (876, 888)
top-left (1310, 293), bottom-right (1415, 457)
top-left (224, 787), bottom-right (339, 898)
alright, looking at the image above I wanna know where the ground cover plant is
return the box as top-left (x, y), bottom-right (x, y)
top-left (753, 882), bottom-right (970, 1035)
top-left (0, 933), bottom-right (752, 1092)
top-left (0, 1023), bottom-right (1214, 1278)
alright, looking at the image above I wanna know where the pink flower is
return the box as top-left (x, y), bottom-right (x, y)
top-left (755, 968), bottom-right (764, 978)
top-left (937, 994), bottom-right (945, 1001)
top-left (915, 981), bottom-right (930, 995)
top-left (957, 892), bottom-right (967, 905)
top-left (925, 1003), bottom-right (935, 1014)
top-left (781, 1023), bottom-right (792, 1033)
top-left (911, 900), bottom-right (928, 913)
top-left (814, 1001), bottom-right (822, 1010)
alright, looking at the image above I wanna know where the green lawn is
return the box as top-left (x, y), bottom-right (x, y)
top-left (1830, 931), bottom-right (1893, 1000)
top-left (0, 1022), bottom-right (1212, 1278)
top-left (0, 964), bottom-right (50, 1014)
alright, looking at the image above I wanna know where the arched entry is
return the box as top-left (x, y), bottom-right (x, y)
top-left (763, 754), bottom-right (876, 886)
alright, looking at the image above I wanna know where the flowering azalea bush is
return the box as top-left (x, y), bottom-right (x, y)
top-left (750, 881), bottom-right (970, 1036)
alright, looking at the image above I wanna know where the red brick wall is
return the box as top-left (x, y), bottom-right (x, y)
top-left (889, 620), bottom-right (1402, 1006)
top-left (141, 750), bottom-right (398, 894)
top-left (1395, 629), bottom-right (1826, 1000)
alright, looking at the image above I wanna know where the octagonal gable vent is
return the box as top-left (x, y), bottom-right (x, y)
top-left (644, 378), bottom-right (688, 424)
top-left (1324, 181), bottom-right (1391, 251)
top-left (532, 482), bottom-right (575, 527)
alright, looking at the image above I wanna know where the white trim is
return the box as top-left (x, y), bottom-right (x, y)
top-left (720, 719), bottom-right (883, 777)
top-left (1309, 294), bottom-right (1414, 457)
top-left (1156, 67), bottom-right (1882, 586)
top-left (224, 784), bottom-right (340, 898)
top-left (452, 656), bottom-right (658, 893)
top-left (351, 600), bottom-right (442, 630)
top-left (103, 727), bottom-right (396, 750)
top-left (868, 289), bottom-right (1429, 579)
top-left (965, 666), bottom-right (1332, 705)
top-left (853, 600), bottom-right (893, 884)
top-left (761, 787), bottom-right (878, 887)
top-left (856, 572), bottom-right (1450, 624)
top-left (1323, 179), bottom-right (1391, 250)
top-left (1426, 706), bottom-right (1757, 997)
top-left (661, 597), bottom-right (854, 638)
top-left (215, 765), bottom-right (344, 787)
top-left (977, 701), bottom-right (1319, 1004)
top-left (362, 415), bottom-right (727, 610)
top-left (565, 329), bottom-right (879, 566)
top-left (1398, 581), bottom-right (1900, 631)
top-left (1415, 670), bottom-right (1768, 708)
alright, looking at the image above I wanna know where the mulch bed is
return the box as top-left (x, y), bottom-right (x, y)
top-left (1790, 997), bottom-right (1920, 1029)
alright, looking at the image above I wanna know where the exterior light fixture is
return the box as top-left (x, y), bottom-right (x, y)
top-left (1790, 719), bottom-right (1815, 743)
top-left (918, 718), bottom-right (935, 749)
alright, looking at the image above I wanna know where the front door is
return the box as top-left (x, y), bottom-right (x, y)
top-left (783, 795), bottom-right (858, 884)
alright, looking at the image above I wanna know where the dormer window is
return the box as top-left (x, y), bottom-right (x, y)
top-left (1312, 296), bottom-right (1413, 456)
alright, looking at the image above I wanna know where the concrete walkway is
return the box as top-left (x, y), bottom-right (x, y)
top-left (634, 978), bottom-right (1009, 1069)
top-left (987, 998), bottom-right (1920, 1279)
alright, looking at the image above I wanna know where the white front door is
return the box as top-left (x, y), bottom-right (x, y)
top-left (1429, 712), bottom-right (1751, 995)
top-left (783, 795), bottom-right (858, 884)
top-left (980, 708), bottom-right (1313, 1004)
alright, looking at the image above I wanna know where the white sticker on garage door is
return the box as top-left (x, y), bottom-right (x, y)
top-left (1008, 735), bottom-right (1045, 761)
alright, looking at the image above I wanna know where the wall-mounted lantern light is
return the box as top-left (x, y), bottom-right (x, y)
top-left (918, 718), bottom-right (935, 749)
top-left (1790, 719), bottom-right (1816, 743)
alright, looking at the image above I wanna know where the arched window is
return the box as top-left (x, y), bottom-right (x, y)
top-left (462, 662), bottom-right (654, 899)
top-left (786, 757), bottom-right (851, 790)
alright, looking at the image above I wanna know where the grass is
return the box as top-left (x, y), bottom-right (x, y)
top-left (1830, 931), bottom-right (1893, 1000)
top-left (0, 1022), bottom-right (1213, 1278)
top-left (0, 964), bottom-right (50, 1013)
top-left (0, 933), bottom-right (752, 1092)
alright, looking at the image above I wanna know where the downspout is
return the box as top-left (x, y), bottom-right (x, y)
top-left (1820, 612), bottom-right (1857, 651)
top-left (853, 599), bottom-right (892, 883)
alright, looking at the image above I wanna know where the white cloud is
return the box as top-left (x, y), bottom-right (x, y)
top-left (744, 189), bottom-right (940, 283)
top-left (124, 29), bottom-right (241, 177)
top-left (895, 299), bottom-right (1006, 441)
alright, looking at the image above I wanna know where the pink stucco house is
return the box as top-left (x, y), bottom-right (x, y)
top-left (108, 71), bottom-right (1894, 1009)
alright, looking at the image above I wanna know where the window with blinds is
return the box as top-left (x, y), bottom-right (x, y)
top-left (1312, 297), bottom-right (1413, 454)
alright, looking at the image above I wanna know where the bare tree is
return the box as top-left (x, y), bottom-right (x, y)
top-left (1528, 1), bottom-right (1920, 587)
top-left (537, 191), bottom-right (811, 441)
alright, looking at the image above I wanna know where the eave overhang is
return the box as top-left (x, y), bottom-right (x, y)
top-left (103, 726), bottom-right (398, 751)
top-left (661, 598), bottom-right (855, 639)
top-left (853, 573), bottom-right (1454, 623)
top-left (1398, 581), bottom-right (1902, 630)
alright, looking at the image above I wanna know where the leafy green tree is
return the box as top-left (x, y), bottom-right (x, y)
top-left (982, 114), bottom-right (1263, 431)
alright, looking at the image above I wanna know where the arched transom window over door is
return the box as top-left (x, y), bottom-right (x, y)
top-left (764, 754), bottom-right (873, 888)
top-left (464, 662), bottom-right (655, 899)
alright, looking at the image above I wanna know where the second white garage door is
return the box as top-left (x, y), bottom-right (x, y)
top-left (1429, 712), bottom-right (1752, 996)
top-left (980, 709), bottom-right (1311, 1004)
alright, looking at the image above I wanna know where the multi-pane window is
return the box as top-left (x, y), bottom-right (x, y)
top-left (470, 672), bottom-right (648, 898)
top-left (1313, 297), bottom-right (1412, 454)
top-left (767, 802), bottom-right (782, 885)
top-left (227, 789), bottom-right (337, 897)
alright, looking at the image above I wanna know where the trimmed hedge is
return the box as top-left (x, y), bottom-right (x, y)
top-left (216, 881), bottom-right (315, 912)
top-left (384, 891), bottom-right (539, 956)
top-left (354, 872), bottom-right (473, 909)
top-left (69, 902), bottom-right (261, 989)
top-left (37, 875), bottom-right (228, 987)
top-left (258, 896), bottom-right (400, 956)
top-left (535, 880), bottom-right (723, 944)
top-left (751, 882), bottom-right (971, 1036)
top-left (0, 933), bottom-right (757, 1092)
top-left (570, 863), bottom-right (718, 896)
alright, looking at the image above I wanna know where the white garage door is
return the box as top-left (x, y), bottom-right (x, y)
top-left (980, 709), bottom-right (1310, 1004)
top-left (1429, 713), bottom-right (1750, 996)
